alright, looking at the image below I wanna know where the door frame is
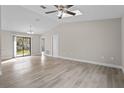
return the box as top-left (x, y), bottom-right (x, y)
top-left (14, 35), bottom-right (31, 57)
top-left (52, 33), bottom-right (59, 57)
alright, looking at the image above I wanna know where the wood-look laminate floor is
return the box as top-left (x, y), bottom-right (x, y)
top-left (0, 56), bottom-right (124, 88)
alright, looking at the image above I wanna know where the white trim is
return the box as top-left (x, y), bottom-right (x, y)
top-left (40, 36), bottom-right (42, 54)
top-left (45, 54), bottom-right (122, 69)
top-left (13, 34), bottom-right (32, 38)
top-left (58, 56), bottom-right (122, 69)
top-left (52, 33), bottom-right (59, 57)
top-left (13, 36), bottom-right (16, 57)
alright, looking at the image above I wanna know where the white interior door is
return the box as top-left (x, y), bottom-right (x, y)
top-left (52, 33), bottom-right (59, 57)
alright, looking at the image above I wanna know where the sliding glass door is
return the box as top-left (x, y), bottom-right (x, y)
top-left (23, 37), bottom-right (31, 56)
top-left (16, 36), bottom-right (31, 57)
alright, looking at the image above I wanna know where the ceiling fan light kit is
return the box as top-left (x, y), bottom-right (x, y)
top-left (27, 25), bottom-right (34, 34)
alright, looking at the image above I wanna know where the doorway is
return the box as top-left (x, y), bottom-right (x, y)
top-left (41, 38), bottom-right (46, 56)
top-left (16, 36), bottom-right (31, 57)
top-left (52, 33), bottom-right (59, 57)
top-left (41, 38), bottom-right (45, 52)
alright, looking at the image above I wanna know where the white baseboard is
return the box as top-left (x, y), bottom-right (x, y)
top-left (58, 56), bottom-right (122, 69)
top-left (45, 54), bottom-right (122, 69)
top-left (44, 54), bottom-right (52, 56)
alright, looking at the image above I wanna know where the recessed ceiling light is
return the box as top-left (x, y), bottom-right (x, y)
top-left (62, 10), bottom-right (82, 18)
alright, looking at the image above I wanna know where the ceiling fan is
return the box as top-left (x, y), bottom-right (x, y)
top-left (40, 5), bottom-right (76, 19)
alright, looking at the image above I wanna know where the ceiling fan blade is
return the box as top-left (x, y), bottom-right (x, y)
top-left (54, 5), bottom-right (59, 8)
top-left (45, 10), bottom-right (58, 14)
top-left (65, 10), bottom-right (76, 16)
top-left (66, 5), bottom-right (74, 8)
top-left (40, 5), bottom-right (47, 9)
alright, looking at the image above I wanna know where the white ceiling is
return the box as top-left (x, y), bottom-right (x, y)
top-left (23, 5), bottom-right (124, 22)
top-left (1, 5), bottom-right (124, 34)
top-left (1, 5), bottom-right (58, 34)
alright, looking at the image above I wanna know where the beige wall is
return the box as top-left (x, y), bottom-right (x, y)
top-left (0, 6), bottom-right (2, 75)
top-left (1, 30), bottom-right (41, 60)
top-left (43, 18), bottom-right (122, 67)
top-left (122, 17), bottom-right (124, 71)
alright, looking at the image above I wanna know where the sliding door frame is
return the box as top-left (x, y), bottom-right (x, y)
top-left (14, 35), bottom-right (31, 57)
